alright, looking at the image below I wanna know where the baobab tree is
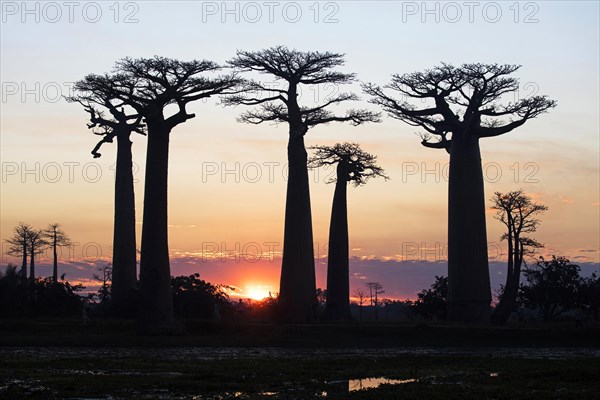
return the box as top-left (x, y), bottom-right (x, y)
top-left (353, 288), bottom-right (367, 321)
top-left (225, 46), bottom-right (379, 321)
top-left (364, 63), bottom-right (556, 323)
top-left (27, 229), bottom-right (45, 282)
top-left (5, 222), bottom-right (32, 280)
top-left (491, 190), bottom-right (547, 325)
top-left (365, 281), bottom-right (385, 320)
top-left (67, 89), bottom-right (145, 312)
top-left (308, 143), bottom-right (388, 320)
top-left (73, 57), bottom-right (240, 333)
top-left (43, 224), bottom-right (72, 283)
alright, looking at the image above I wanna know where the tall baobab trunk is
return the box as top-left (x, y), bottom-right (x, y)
top-left (492, 228), bottom-right (516, 325)
top-left (139, 121), bottom-right (176, 333)
top-left (111, 134), bottom-right (138, 312)
top-left (29, 246), bottom-right (35, 282)
top-left (279, 127), bottom-right (317, 322)
top-left (21, 241), bottom-right (27, 280)
top-left (447, 135), bottom-right (491, 323)
top-left (325, 163), bottom-right (350, 320)
top-left (51, 230), bottom-right (58, 282)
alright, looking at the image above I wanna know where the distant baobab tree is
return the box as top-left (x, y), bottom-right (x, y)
top-left (73, 57), bottom-right (240, 333)
top-left (491, 190), bottom-right (547, 325)
top-left (365, 281), bottom-right (384, 320)
top-left (353, 288), bottom-right (367, 321)
top-left (27, 228), bottom-right (45, 282)
top-left (225, 46), bottom-right (380, 322)
top-left (5, 222), bottom-right (33, 280)
top-left (308, 143), bottom-right (388, 320)
top-left (67, 87), bottom-right (145, 313)
top-left (364, 63), bottom-right (556, 323)
top-left (42, 223), bottom-right (72, 283)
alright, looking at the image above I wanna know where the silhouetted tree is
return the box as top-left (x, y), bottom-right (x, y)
top-left (364, 64), bottom-right (556, 323)
top-left (93, 263), bottom-right (113, 305)
top-left (353, 288), bottom-right (367, 321)
top-left (411, 276), bottom-right (448, 320)
top-left (365, 281), bottom-right (385, 320)
top-left (67, 89), bottom-right (145, 313)
top-left (68, 93), bottom-right (146, 315)
top-left (0, 264), bottom-right (26, 316)
top-left (42, 223), bottom-right (72, 283)
top-left (4, 222), bottom-right (32, 280)
top-left (0, 266), bottom-right (84, 318)
top-left (29, 277), bottom-right (85, 317)
top-left (74, 57), bottom-right (240, 333)
top-left (309, 143), bottom-right (388, 320)
top-left (226, 46), bottom-right (379, 321)
top-left (491, 190), bottom-right (547, 325)
top-left (171, 274), bottom-right (232, 319)
top-left (578, 272), bottom-right (600, 321)
top-left (519, 256), bottom-right (582, 321)
top-left (27, 229), bottom-right (45, 282)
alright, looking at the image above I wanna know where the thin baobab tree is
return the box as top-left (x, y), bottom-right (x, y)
top-left (308, 143), bottom-right (388, 320)
top-left (27, 228), bottom-right (45, 282)
top-left (364, 63), bottom-right (556, 323)
top-left (225, 46), bottom-right (380, 322)
top-left (5, 222), bottom-right (33, 280)
top-left (67, 90), bottom-right (145, 313)
top-left (43, 223), bottom-right (72, 283)
top-left (73, 57), bottom-right (240, 333)
top-left (491, 190), bottom-right (547, 325)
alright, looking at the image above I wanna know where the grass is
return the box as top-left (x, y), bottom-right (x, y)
top-left (2, 353), bottom-right (599, 399)
top-left (1, 319), bottom-right (599, 399)
top-left (1, 318), bottom-right (599, 347)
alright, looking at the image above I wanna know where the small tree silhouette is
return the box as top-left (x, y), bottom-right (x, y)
top-left (309, 143), bottom-right (388, 320)
top-left (43, 223), bottom-right (72, 283)
top-left (67, 87), bottom-right (145, 312)
top-left (5, 222), bottom-right (32, 280)
top-left (519, 256), bottom-right (582, 321)
top-left (491, 190), bottom-right (548, 325)
top-left (27, 229), bottom-right (45, 282)
top-left (352, 288), bottom-right (367, 321)
top-left (93, 263), bottom-right (113, 305)
top-left (365, 281), bottom-right (385, 320)
top-left (225, 46), bottom-right (379, 322)
top-left (412, 276), bottom-right (448, 320)
top-left (364, 63), bottom-right (556, 323)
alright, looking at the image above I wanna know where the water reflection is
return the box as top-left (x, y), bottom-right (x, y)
top-left (327, 376), bottom-right (417, 393)
top-left (349, 377), bottom-right (417, 391)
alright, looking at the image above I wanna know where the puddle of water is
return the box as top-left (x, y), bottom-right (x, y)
top-left (327, 376), bottom-right (417, 392)
top-left (349, 377), bottom-right (417, 391)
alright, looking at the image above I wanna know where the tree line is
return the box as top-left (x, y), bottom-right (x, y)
top-left (5, 222), bottom-right (71, 283)
top-left (60, 46), bottom-right (557, 333)
top-left (410, 256), bottom-right (599, 324)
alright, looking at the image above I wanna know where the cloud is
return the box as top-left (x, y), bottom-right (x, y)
top-left (3, 254), bottom-right (598, 301)
top-left (559, 195), bottom-right (575, 204)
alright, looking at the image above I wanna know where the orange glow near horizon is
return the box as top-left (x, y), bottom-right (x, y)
top-left (242, 284), bottom-right (273, 301)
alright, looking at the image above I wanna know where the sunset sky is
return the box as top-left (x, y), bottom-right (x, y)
top-left (1, 1), bottom-right (598, 300)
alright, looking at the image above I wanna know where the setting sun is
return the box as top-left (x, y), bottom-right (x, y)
top-left (244, 285), bottom-right (272, 301)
